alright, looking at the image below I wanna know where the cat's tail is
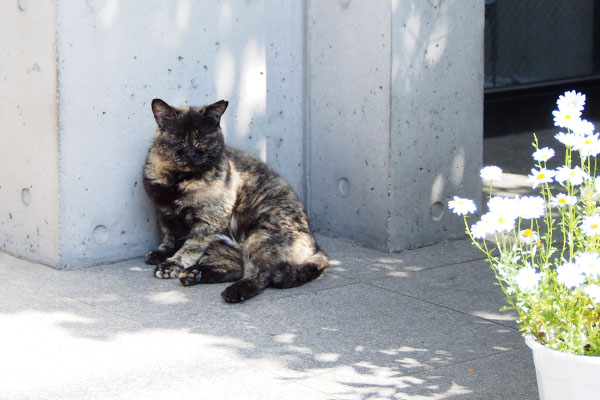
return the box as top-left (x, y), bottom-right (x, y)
top-left (271, 250), bottom-right (329, 289)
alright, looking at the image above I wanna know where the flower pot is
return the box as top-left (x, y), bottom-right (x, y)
top-left (525, 335), bottom-right (600, 399)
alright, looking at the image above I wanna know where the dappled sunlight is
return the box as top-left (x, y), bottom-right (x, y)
top-left (175, 0), bottom-right (191, 30)
top-left (450, 146), bottom-right (466, 187)
top-left (392, 2), bottom-right (450, 92)
top-left (472, 311), bottom-right (517, 323)
top-left (487, 172), bottom-right (536, 198)
top-left (430, 173), bottom-right (445, 206)
top-left (235, 38), bottom-right (267, 137)
top-left (146, 289), bottom-right (190, 305)
top-left (215, 47), bottom-right (236, 99)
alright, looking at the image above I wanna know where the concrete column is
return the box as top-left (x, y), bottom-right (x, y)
top-left (1, 1), bottom-right (305, 268)
top-left (307, 0), bottom-right (484, 251)
top-left (0, 1), bottom-right (60, 266)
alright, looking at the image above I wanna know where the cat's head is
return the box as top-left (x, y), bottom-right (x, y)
top-left (151, 99), bottom-right (228, 170)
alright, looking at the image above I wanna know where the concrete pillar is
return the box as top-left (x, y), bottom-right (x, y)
top-left (1, 0), bottom-right (484, 267)
top-left (1, 1), bottom-right (305, 268)
top-left (0, 1), bottom-right (61, 266)
top-left (307, 0), bottom-right (484, 251)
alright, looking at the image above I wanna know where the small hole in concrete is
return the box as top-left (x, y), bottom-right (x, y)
top-left (338, 178), bottom-right (350, 197)
top-left (430, 201), bottom-right (444, 221)
top-left (92, 225), bottom-right (109, 244)
top-left (21, 188), bottom-right (31, 206)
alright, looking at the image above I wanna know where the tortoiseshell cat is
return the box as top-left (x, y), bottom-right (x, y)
top-left (143, 98), bottom-right (328, 302)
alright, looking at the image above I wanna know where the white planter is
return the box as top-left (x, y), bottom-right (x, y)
top-left (525, 335), bottom-right (600, 399)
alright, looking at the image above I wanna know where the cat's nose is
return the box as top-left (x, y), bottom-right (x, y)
top-left (183, 146), bottom-right (195, 157)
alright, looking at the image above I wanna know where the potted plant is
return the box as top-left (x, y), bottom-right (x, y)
top-left (449, 91), bottom-right (600, 400)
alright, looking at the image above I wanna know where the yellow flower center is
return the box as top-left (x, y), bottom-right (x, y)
top-left (585, 139), bottom-right (592, 145)
top-left (559, 198), bottom-right (567, 204)
top-left (592, 224), bottom-right (599, 230)
top-left (537, 173), bottom-right (545, 180)
top-left (523, 229), bottom-right (533, 237)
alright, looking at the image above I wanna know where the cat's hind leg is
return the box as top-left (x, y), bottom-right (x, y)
top-left (220, 231), bottom-right (281, 303)
top-left (179, 236), bottom-right (243, 286)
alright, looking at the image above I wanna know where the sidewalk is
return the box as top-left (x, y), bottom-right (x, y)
top-left (0, 231), bottom-right (538, 400)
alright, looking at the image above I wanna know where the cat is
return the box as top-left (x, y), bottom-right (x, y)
top-left (143, 98), bottom-right (328, 302)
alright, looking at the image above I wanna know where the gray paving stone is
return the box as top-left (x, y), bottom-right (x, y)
top-left (0, 235), bottom-right (537, 400)
top-left (369, 259), bottom-right (519, 329)
top-left (317, 234), bottom-right (485, 281)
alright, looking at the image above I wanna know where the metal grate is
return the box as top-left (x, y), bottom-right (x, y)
top-left (485, 0), bottom-right (600, 90)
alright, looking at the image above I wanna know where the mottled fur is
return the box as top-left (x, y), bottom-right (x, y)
top-left (143, 98), bottom-right (328, 302)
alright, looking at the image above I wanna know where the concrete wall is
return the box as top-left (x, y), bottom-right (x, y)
top-left (55, 0), bottom-right (305, 268)
top-left (308, 0), bottom-right (484, 251)
top-left (1, 0), bottom-right (483, 267)
top-left (0, 1), bottom-right (60, 266)
top-left (389, 1), bottom-right (484, 250)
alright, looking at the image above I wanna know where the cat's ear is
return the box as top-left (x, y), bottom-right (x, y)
top-left (205, 100), bottom-right (228, 125)
top-left (151, 99), bottom-right (176, 129)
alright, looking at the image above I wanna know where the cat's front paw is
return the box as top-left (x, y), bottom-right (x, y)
top-left (221, 279), bottom-right (262, 303)
top-left (145, 250), bottom-right (169, 265)
top-left (154, 261), bottom-right (183, 279)
top-left (179, 266), bottom-right (201, 286)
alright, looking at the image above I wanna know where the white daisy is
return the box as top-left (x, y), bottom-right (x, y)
top-left (584, 284), bottom-right (600, 304)
top-left (532, 147), bottom-right (555, 162)
top-left (480, 166), bottom-right (503, 182)
top-left (481, 211), bottom-right (516, 233)
top-left (573, 133), bottom-right (600, 158)
top-left (570, 119), bottom-right (595, 136)
top-left (550, 193), bottom-right (577, 208)
top-left (514, 265), bottom-right (541, 292)
top-left (448, 196), bottom-right (476, 216)
top-left (554, 166), bottom-right (589, 186)
top-left (527, 168), bottom-right (556, 189)
top-left (580, 215), bottom-right (600, 237)
top-left (516, 196), bottom-right (546, 219)
top-left (555, 131), bottom-right (579, 147)
top-left (575, 252), bottom-right (600, 279)
top-left (552, 106), bottom-right (582, 129)
top-left (557, 90), bottom-right (586, 112)
top-left (470, 219), bottom-right (494, 240)
top-left (519, 229), bottom-right (539, 245)
top-left (557, 262), bottom-right (586, 289)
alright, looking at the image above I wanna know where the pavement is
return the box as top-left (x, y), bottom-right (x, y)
top-left (0, 132), bottom-right (545, 400)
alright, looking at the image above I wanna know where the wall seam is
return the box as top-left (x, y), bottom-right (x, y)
top-left (302, 0), bottom-right (312, 216)
top-left (386, 0), bottom-right (394, 252)
top-left (54, 0), bottom-right (64, 267)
